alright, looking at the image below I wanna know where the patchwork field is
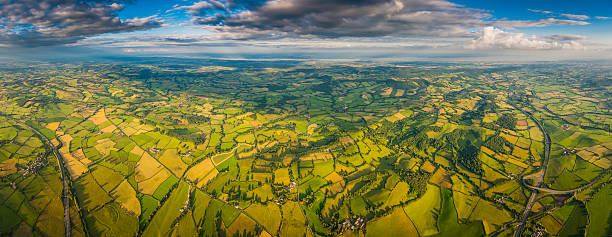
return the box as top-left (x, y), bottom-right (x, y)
top-left (0, 62), bottom-right (610, 236)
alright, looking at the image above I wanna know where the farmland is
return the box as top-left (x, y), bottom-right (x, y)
top-left (0, 60), bottom-right (610, 236)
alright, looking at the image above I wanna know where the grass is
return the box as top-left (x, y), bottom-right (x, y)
top-left (0, 127), bottom-right (18, 140)
top-left (304, 206), bottom-right (331, 235)
top-left (34, 196), bottom-right (65, 237)
top-left (74, 173), bottom-right (113, 211)
top-left (192, 189), bottom-right (211, 225)
top-left (0, 205), bottom-right (21, 233)
top-left (558, 201), bottom-right (588, 237)
top-left (403, 184), bottom-right (441, 236)
top-left (245, 203), bottom-right (282, 236)
top-left (585, 184), bottom-right (612, 237)
top-left (172, 212), bottom-right (197, 237)
top-left (90, 165), bottom-right (124, 192)
top-left (273, 168), bottom-right (291, 185)
top-left (540, 215), bottom-right (562, 235)
top-left (185, 158), bottom-right (215, 184)
top-left (158, 149), bottom-right (188, 176)
top-left (299, 177), bottom-right (327, 195)
top-left (226, 213), bottom-right (258, 236)
top-left (85, 202), bottom-right (138, 237)
top-left (313, 160), bottom-right (334, 177)
top-left (138, 195), bottom-right (159, 226)
top-left (384, 181), bottom-right (410, 207)
top-left (434, 188), bottom-right (485, 237)
top-left (550, 170), bottom-right (586, 190)
top-left (134, 153), bottom-right (163, 182)
top-left (110, 180), bottom-right (141, 216)
top-left (366, 206), bottom-right (419, 236)
top-left (201, 199), bottom-right (224, 236)
top-left (279, 201), bottom-right (308, 237)
top-left (251, 184), bottom-right (275, 202)
top-left (451, 176), bottom-right (478, 220)
top-left (142, 181), bottom-right (189, 237)
top-left (220, 203), bottom-right (241, 227)
top-left (468, 198), bottom-right (513, 235)
top-left (152, 175), bottom-right (179, 200)
top-left (138, 169), bottom-right (171, 195)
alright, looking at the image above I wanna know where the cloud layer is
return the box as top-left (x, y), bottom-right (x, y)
top-left (468, 27), bottom-right (585, 50)
top-left (0, 0), bottom-right (163, 46)
top-left (171, 0), bottom-right (592, 44)
top-left (179, 0), bottom-right (490, 39)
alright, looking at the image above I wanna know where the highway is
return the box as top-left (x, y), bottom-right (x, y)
top-left (523, 169), bottom-right (610, 195)
top-left (3, 115), bottom-right (71, 237)
top-left (514, 111), bottom-right (550, 237)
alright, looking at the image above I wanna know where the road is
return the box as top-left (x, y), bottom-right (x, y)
top-left (514, 111), bottom-right (550, 237)
top-left (523, 169), bottom-right (610, 195)
top-left (4, 116), bottom-right (71, 237)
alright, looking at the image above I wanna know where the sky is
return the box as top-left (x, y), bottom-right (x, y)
top-left (1, 0), bottom-right (612, 61)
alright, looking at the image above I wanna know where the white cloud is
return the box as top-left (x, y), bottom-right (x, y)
top-left (560, 13), bottom-right (589, 20)
top-left (467, 27), bottom-right (585, 50)
top-left (528, 9), bottom-right (552, 14)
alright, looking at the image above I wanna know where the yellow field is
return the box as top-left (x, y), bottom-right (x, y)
top-left (307, 124), bottom-right (319, 136)
top-left (380, 87), bottom-right (393, 96)
top-left (226, 214), bottom-right (257, 236)
top-left (515, 137), bottom-right (531, 149)
top-left (541, 215), bottom-right (562, 235)
top-left (529, 126), bottom-right (543, 141)
top-left (130, 145), bottom-right (145, 156)
top-left (110, 180), bottom-right (141, 216)
top-left (238, 148), bottom-right (257, 158)
top-left (325, 172), bottom-right (343, 183)
top-left (505, 157), bottom-right (528, 169)
top-left (279, 202), bottom-right (308, 237)
top-left (501, 133), bottom-right (519, 144)
top-left (512, 147), bottom-right (530, 160)
top-left (245, 203), bottom-right (282, 236)
top-left (577, 149), bottom-right (611, 169)
top-left (394, 89), bottom-right (405, 97)
top-left (185, 159), bottom-right (215, 184)
top-left (420, 161), bottom-right (436, 173)
top-left (89, 109), bottom-right (108, 125)
top-left (481, 146), bottom-right (495, 156)
top-left (0, 159), bottom-right (18, 176)
top-left (59, 135), bottom-right (88, 178)
top-left (430, 167), bottom-right (452, 188)
top-left (366, 207), bottom-right (418, 237)
top-left (71, 149), bottom-right (93, 166)
top-left (159, 149), bottom-right (188, 176)
top-left (273, 168), bottom-right (291, 185)
top-left (135, 153), bottom-right (163, 182)
top-left (256, 140), bottom-right (278, 152)
top-left (469, 199), bottom-right (513, 235)
top-left (198, 169), bottom-right (218, 187)
top-left (94, 138), bottom-right (116, 157)
top-left (138, 169), bottom-right (171, 195)
top-left (300, 150), bottom-right (333, 161)
top-left (45, 122), bottom-right (60, 131)
top-left (100, 124), bottom-right (117, 133)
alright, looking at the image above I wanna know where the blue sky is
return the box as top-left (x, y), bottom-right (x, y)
top-left (1, 0), bottom-right (611, 60)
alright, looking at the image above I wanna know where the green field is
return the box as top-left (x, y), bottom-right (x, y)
top-left (0, 62), bottom-right (610, 236)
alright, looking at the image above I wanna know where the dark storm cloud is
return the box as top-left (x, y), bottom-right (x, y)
top-left (176, 0), bottom-right (591, 40)
top-left (178, 0), bottom-right (489, 38)
top-left (0, 0), bottom-right (162, 47)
